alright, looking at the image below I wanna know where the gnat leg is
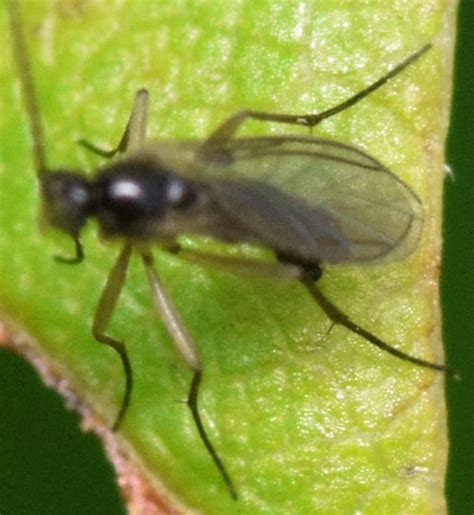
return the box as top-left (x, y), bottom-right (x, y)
top-left (92, 243), bottom-right (133, 430)
top-left (173, 246), bottom-right (302, 281)
top-left (140, 251), bottom-right (237, 499)
top-left (78, 88), bottom-right (149, 158)
top-left (300, 274), bottom-right (453, 375)
top-left (53, 233), bottom-right (84, 265)
top-left (176, 247), bottom-right (451, 375)
top-left (203, 45), bottom-right (431, 145)
top-left (188, 371), bottom-right (238, 500)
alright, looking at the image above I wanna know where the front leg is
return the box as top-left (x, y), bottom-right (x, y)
top-left (92, 243), bottom-right (133, 430)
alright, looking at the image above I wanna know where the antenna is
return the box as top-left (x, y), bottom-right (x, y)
top-left (7, 0), bottom-right (48, 176)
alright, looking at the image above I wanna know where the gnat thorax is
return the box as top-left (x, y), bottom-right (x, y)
top-left (92, 158), bottom-right (196, 239)
top-left (39, 169), bottom-right (95, 236)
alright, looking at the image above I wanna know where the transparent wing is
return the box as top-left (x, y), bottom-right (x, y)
top-left (191, 136), bottom-right (423, 264)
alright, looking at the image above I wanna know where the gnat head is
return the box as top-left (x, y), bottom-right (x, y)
top-left (39, 170), bottom-right (95, 237)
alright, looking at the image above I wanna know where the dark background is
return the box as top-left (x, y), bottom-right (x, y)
top-left (443, 0), bottom-right (474, 513)
top-left (0, 2), bottom-right (472, 514)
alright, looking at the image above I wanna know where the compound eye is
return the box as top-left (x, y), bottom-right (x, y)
top-left (166, 178), bottom-right (196, 208)
top-left (40, 171), bottom-right (93, 235)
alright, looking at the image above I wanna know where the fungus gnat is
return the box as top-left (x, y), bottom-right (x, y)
top-left (7, 0), bottom-right (450, 500)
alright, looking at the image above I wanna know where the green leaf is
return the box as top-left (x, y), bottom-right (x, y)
top-left (0, 1), bottom-right (456, 513)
